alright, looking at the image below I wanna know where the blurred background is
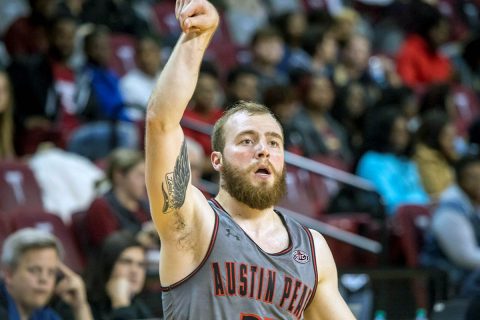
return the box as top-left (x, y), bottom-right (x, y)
top-left (1, 0), bottom-right (480, 319)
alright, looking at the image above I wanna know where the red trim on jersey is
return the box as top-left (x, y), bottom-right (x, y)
top-left (160, 211), bottom-right (220, 292)
top-left (210, 198), bottom-right (293, 256)
top-left (303, 226), bottom-right (318, 309)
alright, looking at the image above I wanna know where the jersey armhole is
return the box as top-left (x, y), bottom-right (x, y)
top-left (160, 210), bottom-right (220, 291)
top-left (303, 226), bottom-right (318, 309)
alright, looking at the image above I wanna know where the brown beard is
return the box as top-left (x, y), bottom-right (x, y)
top-left (221, 159), bottom-right (287, 210)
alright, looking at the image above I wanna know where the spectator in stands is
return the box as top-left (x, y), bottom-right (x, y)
top-left (182, 62), bottom-right (224, 157)
top-left (284, 74), bottom-right (352, 164)
top-left (120, 34), bottom-right (163, 121)
top-left (333, 33), bottom-right (372, 88)
top-left (84, 148), bottom-right (155, 249)
top-left (86, 231), bottom-right (154, 319)
top-left (247, 26), bottom-right (289, 94)
top-left (224, 66), bottom-right (259, 107)
top-left (7, 14), bottom-right (87, 155)
top-left (331, 8), bottom-right (361, 48)
top-left (376, 86), bottom-right (420, 132)
top-left (0, 228), bottom-right (93, 320)
top-left (275, 10), bottom-right (311, 75)
top-left (357, 107), bottom-right (430, 215)
top-left (263, 84), bottom-right (299, 128)
top-left (81, 0), bottom-right (149, 36)
top-left (396, 1), bottom-right (452, 87)
top-left (454, 35), bottom-right (480, 96)
top-left (3, 0), bottom-right (58, 59)
top-left (0, 70), bottom-right (15, 160)
top-left (302, 27), bottom-right (338, 78)
top-left (68, 25), bottom-right (139, 160)
top-left (82, 25), bottom-right (130, 122)
top-left (332, 81), bottom-right (369, 158)
top-left (418, 83), bottom-right (470, 154)
top-left (421, 156), bottom-right (480, 293)
top-left (413, 110), bottom-right (458, 199)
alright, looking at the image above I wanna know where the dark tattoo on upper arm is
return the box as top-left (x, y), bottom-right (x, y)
top-left (162, 139), bottom-right (190, 213)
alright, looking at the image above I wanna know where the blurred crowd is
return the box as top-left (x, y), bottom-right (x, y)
top-left (1, 0), bottom-right (480, 318)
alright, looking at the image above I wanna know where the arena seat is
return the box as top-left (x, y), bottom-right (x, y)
top-left (393, 204), bottom-right (432, 268)
top-left (8, 208), bottom-right (86, 273)
top-left (0, 160), bottom-right (44, 212)
top-left (152, 1), bottom-right (181, 36)
top-left (393, 204), bottom-right (447, 309)
top-left (0, 212), bottom-right (12, 260)
top-left (278, 167), bottom-right (323, 219)
top-left (109, 32), bottom-right (137, 77)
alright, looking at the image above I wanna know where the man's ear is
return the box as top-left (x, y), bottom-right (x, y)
top-left (211, 151), bottom-right (222, 172)
top-left (2, 267), bottom-right (14, 286)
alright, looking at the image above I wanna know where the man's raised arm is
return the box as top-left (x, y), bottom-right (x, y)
top-left (145, 0), bottom-right (219, 240)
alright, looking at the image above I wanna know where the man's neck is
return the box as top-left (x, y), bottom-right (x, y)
top-left (215, 189), bottom-right (289, 253)
top-left (215, 189), bottom-right (277, 234)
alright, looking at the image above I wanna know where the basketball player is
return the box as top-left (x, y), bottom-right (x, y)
top-left (145, 0), bottom-right (356, 318)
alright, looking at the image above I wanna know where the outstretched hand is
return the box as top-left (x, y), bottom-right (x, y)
top-left (175, 0), bottom-right (219, 34)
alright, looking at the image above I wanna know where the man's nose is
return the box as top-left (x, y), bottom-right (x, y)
top-left (255, 141), bottom-right (270, 158)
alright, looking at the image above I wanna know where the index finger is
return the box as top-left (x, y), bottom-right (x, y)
top-left (57, 261), bottom-right (75, 278)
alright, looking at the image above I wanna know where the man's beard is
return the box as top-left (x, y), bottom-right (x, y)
top-left (221, 159), bottom-right (287, 210)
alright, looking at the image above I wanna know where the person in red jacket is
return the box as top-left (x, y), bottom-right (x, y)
top-left (84, 149), bottom-right (157, 249)
top-left (396, 1), bottom-right (452, 88)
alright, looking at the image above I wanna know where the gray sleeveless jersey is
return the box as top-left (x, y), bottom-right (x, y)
top-left (161, 199), bottom-right (318, 320)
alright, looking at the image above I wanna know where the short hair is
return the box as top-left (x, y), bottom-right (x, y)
top-left (200, 60), bottom-right (220, 80)
top-left (226, 65), bottom-right (258, 85)
top-left (84, 24), bottom-right (110, 53)
top-left (106, 148), bottom-right (144, 183)
top-left (454, 155), bottom-right (480, 184)
top-left (1, 228), bottom-right (64, 269)
top-left (250, 26), bottom-right (283, 48)
top-left (417, 110), bottom-right (451, 151)
top-left (211, 101), bottom-right (282, 153)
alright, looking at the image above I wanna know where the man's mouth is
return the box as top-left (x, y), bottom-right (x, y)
top-left (255, 166), bottom-right (271, 176)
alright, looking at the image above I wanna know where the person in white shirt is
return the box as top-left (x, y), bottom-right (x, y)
top-left (120, 35), bottom-right (163, 120)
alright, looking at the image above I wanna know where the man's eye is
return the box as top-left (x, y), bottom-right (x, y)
top-left (241, 139), bottom-right (253, 145)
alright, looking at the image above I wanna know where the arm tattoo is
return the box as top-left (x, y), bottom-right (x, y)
top-left (162, 139), bottom-right (190, 213)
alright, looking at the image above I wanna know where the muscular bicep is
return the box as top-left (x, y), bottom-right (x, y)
top-left (304, 230), bottom-right (356, 320)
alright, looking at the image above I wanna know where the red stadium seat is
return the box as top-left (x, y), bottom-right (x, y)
top-left (393, 204), bottom-right (435, 308)
top-left (109, 33), bottom-right (137, 77)
top-left (152, 1), bottom-right (181, 36)
top-left (8, 208), bottom-right (86, 273)
top-left (70, 210), bottom-right (89, 259)
top-left (278, 167), bottom-right (322, 219)
top-left (321, 213), bottom-right (377, 268)
top-left (0, 160), bottom-right (44, 212)
top-left (393, 204), bottom-right (432, 268)
top-left (0, 212), bottom-right (13, 260)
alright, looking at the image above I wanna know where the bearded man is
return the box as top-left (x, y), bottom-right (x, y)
top-left (144, 0), bottom-right (355, 319)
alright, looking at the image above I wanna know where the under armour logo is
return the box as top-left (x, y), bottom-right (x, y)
top-left (226, 228), bottom-right (240, 241)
